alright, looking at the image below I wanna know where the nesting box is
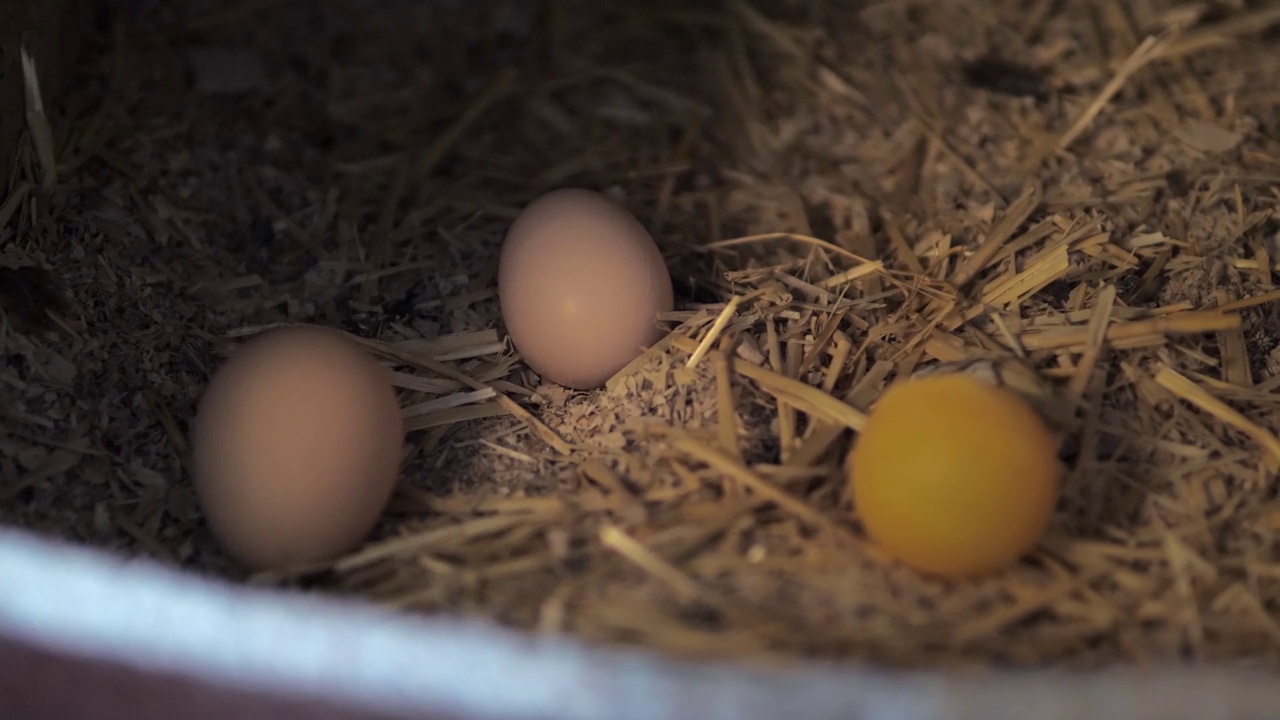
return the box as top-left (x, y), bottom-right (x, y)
top-left (6, 1), bottom-right (1280, 718)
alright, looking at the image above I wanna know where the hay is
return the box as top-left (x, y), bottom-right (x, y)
top-left (7, 0), bottom-right (1280, 670)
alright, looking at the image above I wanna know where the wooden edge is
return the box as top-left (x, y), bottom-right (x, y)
top-left (0, 632), bottom-right (445, 720)
top-left (7, 528), bottom-right (1280, 720)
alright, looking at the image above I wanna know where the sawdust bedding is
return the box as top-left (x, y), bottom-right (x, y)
top-left (6, 0), bottom-right (1280, 669)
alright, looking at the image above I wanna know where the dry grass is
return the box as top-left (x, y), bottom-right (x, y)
top-left (6, 0), bottom-right (1280, 670)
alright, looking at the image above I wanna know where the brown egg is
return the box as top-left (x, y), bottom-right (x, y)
top-left (190, 325), bottom-right (403, 571)
top-left (498, 189), bottom-right (674, 390)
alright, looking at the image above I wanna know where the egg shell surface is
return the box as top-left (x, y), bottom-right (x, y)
top-left (190, 326), bottom-right (404, 571)
top-left (498, 188), bottom-right (674, 390)
top-left (849, 373), bottom-right (1061, 579)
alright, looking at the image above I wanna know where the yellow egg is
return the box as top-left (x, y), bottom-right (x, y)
top-left (848, 372), bottom-right (1061, 579)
